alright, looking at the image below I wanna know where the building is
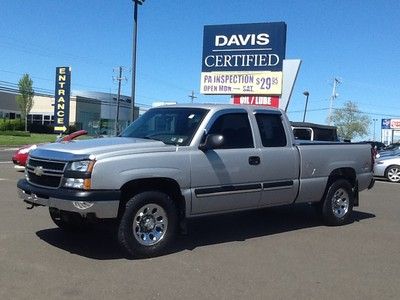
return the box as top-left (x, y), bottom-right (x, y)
top-left (0, 89), bottom-right (139, 135)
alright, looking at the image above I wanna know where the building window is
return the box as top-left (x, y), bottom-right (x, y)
top-left (32, 114), bottom-right (43, 124)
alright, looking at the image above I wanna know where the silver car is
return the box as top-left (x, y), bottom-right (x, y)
top-left (374, 154), bottom-right (400, 183)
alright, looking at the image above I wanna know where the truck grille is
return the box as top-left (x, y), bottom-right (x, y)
top-left (26, 157), bottom-right (67, 189)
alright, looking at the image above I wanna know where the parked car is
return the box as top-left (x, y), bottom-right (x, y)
top-left (383, 142), bottom-right (400, 151)
top-left (376, 148), bottom-right (400, 159)
top-left (374, 153), bottom-right (400, 183)
top-left (12, 130), bottom-right (88, 169)
top-left (17, 105), bottom-right (374, 257)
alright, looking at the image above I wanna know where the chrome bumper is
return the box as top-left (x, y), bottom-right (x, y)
top-left (17, 179), bottom-right (120, 219)
top-left (18, 188), bottom-right (119, 218)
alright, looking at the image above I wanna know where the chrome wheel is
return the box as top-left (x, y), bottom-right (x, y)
top-left (331, 188), bottom-right (349, 218)
top-left (387, 167), bottom-right (400, 182)
top-left (133, 203), bottom-right (168, 246)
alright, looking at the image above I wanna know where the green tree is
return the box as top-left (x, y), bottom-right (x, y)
top-left (329, 101), bottom-right (370, 140)
top-left (16, 74), bottom-right (34, 131)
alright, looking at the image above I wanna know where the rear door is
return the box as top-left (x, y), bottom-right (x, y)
top-left (254, 111), bottom-right (300, 206)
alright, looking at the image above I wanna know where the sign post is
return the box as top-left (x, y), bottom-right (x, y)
top-left (54, 67), bottom-right (71, 133)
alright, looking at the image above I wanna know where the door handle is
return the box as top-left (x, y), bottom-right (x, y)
top-left (248, 156), bottom-right (260, 165)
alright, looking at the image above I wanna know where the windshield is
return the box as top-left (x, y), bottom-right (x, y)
top-left (120, 107), bottom-right (209, 146)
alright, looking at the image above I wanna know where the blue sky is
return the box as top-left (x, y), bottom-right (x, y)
top-left (1, 0), bottom-right (399, 139)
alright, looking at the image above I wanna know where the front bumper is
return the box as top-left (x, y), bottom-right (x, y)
top-left (373, 163), bottom-right (386, 177)
top-left (17, 179), bottom-right (120, 218)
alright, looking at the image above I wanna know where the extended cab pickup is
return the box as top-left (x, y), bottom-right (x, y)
top-left (17, 104), bottom-right (375, 257)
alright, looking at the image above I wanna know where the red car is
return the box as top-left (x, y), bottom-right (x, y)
top-left (12, 130), bottom-right (88, 169)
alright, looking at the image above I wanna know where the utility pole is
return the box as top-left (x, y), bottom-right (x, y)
top-left (114, 66), bottom-right (125, 136)
top-left (373, 118), bottom-right (378, 141)
top-left (328, 77), bottom-right (341, 125)
top-left (188, 91), bottom-right (197, 103)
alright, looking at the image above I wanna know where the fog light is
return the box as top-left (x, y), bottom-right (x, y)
top-left (73, 201), bottom-right (94, 210)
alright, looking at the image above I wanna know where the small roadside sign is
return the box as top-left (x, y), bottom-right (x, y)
top-left (54, 67), bottom-right (71, 133)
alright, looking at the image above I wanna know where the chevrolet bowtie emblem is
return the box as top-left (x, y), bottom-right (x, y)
top-left (33, 166), bottom-right (44, 176)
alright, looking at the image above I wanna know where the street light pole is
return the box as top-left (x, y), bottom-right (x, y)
top-left (302, 91), bottom-right (309, 122)
top-left (131, 0), bottom-right (144, 123)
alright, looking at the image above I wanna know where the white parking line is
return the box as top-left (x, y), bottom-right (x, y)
top-left (0, 148), bottom-right (18, 151)
top-left (0, 161), bottom-right (13, 164)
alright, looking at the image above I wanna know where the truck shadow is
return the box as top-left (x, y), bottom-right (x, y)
top-left (36, 204), bottom-right (375, 260)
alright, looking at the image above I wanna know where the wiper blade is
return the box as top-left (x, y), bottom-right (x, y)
top-left (142, 136), bottom-right (164, 143)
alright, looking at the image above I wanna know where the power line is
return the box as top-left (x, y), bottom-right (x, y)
top-left (289, 106), bottom-right (400, 119)
top-left (0, 69), bottom-right (117, 92)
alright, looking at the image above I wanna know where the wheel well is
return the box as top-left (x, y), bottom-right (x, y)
top-left (118, 178), bottom-right (186, 220)
top-left (321, 168), bottom-right (357, 205)
top-left (327, 168), bottom-right (356, 187)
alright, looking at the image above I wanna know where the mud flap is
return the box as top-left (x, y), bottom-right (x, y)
top-left (353, 181), bottom-right (359, 207)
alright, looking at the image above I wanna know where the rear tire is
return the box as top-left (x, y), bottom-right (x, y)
top-left (118, 191), bottom-right (178, 258)
top-left (385, 165), bottom-right (400, 183)
top-left (321, 179), bottom-right (354, 226)
top-left (49, 208), bottom-right (86, 231)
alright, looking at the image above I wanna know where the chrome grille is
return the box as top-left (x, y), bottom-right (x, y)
top-left (26, 157), bottom-right (67, 189)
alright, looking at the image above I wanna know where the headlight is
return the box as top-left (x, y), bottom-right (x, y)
top-left (63, 159), bottom-right (95, 190)
top-left (19, 144), bottom-right (37, 154)
top-left (63, 178), bottom-right (92, 189)
top-left (67, 160), bottom-right (94, 172)
top-left (64, 178), bottom-right (85, 189)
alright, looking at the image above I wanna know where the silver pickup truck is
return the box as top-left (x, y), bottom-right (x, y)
top-left (17, 104), bottom-right (374, 257)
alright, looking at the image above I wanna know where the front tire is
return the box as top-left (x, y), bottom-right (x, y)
top-left (385, 165), bottom-right (400, 183)
top-left (118, 191), bottom-right (178, 258)
top-left (321, 179), bottom-right (354, 226)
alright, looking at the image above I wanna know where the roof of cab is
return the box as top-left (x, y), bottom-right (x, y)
top-left (148, 103), bottom-right (284, 113)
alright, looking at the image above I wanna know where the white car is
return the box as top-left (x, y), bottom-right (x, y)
top-left (374, 154), bottom-right (400, 183)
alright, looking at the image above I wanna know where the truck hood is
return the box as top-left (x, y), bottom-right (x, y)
top-left (30, 137), bottom-right (175, 161)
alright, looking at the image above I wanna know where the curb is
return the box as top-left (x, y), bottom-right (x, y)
top-left (0, 147), bottom-right (19, 151)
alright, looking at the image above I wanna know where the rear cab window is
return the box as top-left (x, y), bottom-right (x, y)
top-left (255, 113), bottom-right (287, 147)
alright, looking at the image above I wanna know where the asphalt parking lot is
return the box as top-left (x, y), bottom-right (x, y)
top-left (0, 150), bottom-right (399, 299)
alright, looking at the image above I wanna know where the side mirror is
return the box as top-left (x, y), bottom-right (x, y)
top-left (199, 134), bottom-right (224, 151)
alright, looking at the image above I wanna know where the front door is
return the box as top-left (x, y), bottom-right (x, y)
top-left (190, 111), bottom-right (262, 215)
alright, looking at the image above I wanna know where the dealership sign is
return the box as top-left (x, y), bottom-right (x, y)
top-left (382, 119), bottom-right (391, 129)
top-left (390, 119), bottom-right (400, 129)
top-left (54, 67), bottom-right (71, 133)
top-left (201, 22), bottom-right (286, 95)
top-left (232, 95), bottom-right (279, 108)
top-left (381, 119), bottom-right (400, 129)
